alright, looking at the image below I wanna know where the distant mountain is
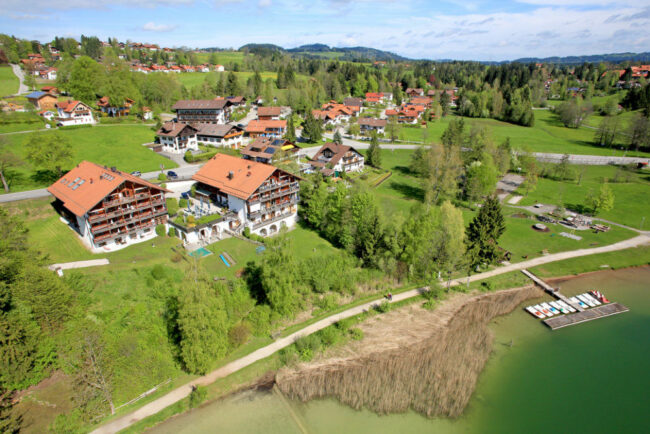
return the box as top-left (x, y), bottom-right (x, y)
top-left (511, 52), bottom-right (650, 65)
top-left (235, 43), bottom-right (409, 62)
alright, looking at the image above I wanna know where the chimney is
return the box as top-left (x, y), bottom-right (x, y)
top-left (227, 171), bottom-right (234, 179)
top-left (111, 166), bottom-right (117, 172)
top-left (247, 172), bottom-right (251, 177)
top-left (90, 178), bottom-right (93, 184)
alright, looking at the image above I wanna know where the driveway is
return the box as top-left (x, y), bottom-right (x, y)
top-left (496, 174), bottom-right (525, 202)
top-left (10, 63), bottom-right (28, 95)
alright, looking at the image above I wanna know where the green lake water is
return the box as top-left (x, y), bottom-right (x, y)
top-left (152, 267), bottom-right (650, 434)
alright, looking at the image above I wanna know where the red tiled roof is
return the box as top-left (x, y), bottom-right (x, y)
top-left (47, 161), bottom-right (167, 217)
top-left (157, 121), bottom-right (199, 137)
top-left (258, 106), bottom-right (282, 117)
top-left (245, 119), bottom-right (286, 133)
top-left (55, 100), bottom-right (89, 113)
top-left (192, 153), bottom-right (277, 200)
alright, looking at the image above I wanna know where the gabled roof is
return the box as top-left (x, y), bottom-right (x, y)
top-left (195, 123), bottom-right (243, 137)
top-left (246, 119), bottom-right (286, 133)
top-left (172, 99), bottom-right (229, 110)
top-left (257, 106), bottom-right (282, 117)
top-left (343, 97), bottom-right (363, 107)
top-left (47, 161), bottom-right (167, 217)
top-left (311, 142), bottom-right (362, 170)
top-left (157, 121), bottom-right (199, 137)
top-left (26, 91), bottom-right (49, 100)
top-left (55, 100), bottom-right (89, 113)
top-left (192, 153), bottom-right (278, 200)
top-left (241, 137), bottom-right (295, 161)
top-left (358, 118), bottom-right (387, 127)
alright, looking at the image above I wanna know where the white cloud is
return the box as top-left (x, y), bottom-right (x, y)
top-left (10, 13), bottom-right (50, 20)
top-left (2, 0), bottom-right (194, 12)
top-left (142, 22), bottom-right (178, 32)
top-left (258, 0), bottom-right (271, 6)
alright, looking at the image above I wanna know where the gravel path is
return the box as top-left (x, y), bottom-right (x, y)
top-left (10, 63), bottom-right (28, 95)
top-left (91, 233), bottom-right (649, 434)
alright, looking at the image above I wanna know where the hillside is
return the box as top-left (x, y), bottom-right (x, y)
top-left (235, 43), bottom-right (409, 62)
top-left (512, 52), bottom-right (650, 65)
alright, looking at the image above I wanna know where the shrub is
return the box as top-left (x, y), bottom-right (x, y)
top-left (184, 150), bottom-right (194, 163)
top-left (480, 281), bottom-right (494, 292)
top-left (189, 385), bottom-right (207, 409)
top-left (228, 323), bottom-right (251, 347)
top-left (166, 198), bottom-right (179, 216)
top-left (168, 227), bottom-right (176, 237)
top-left (243, 227), bottom-right (251, 238)
top-left (279, 346), bottom-right (299, 366)
top-left (349, 328), bottom-right (364, 340)
top-left (150, 264), bottom-right (167, 281)
top-left (171, 252), bottom-right (183, 263)
top-left (179, 198), bottom-right (188, 209)
top-left (160, 183), bottom-right (166, 189)
top-left (158, 173), bottom-right (167, 181)
top-left (317, 326), bottom-right (343, 347)
top-left (295, 334), bottom-right (322, 361)
top-left (155, 224), bottom-right (166, 237)
top-left (186, 215), bottom-right (195, 226)
top-left (374, 301), bottom-right (392, 313)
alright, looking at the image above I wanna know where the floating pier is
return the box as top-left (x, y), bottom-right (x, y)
top-left (521, 269), bottom-right (629, 330)
top-left (543, 303), bottom-right (629, 330)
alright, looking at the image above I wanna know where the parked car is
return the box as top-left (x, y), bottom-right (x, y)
top-left (130, 170), bottom-right (142, 177)
top-left (167, 170), bottom-right (178, 180)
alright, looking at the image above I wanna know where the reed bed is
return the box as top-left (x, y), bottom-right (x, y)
top-left (276, 286), bottom-right (540, 418)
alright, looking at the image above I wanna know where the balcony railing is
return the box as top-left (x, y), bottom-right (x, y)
top-left (252, 210), bottom-right (296, 229)
top-left (250, 183), bottom-right (299, 203)
top-left (248, 197), bottom-right (297, 219)
top-left (93, 221), bottom-right (155, 243)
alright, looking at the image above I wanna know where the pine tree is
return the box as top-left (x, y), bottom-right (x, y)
top-left (465, 196), bottom-right (505, 270)
top-left (333, 130), bottom-right (343, 144)
top-left (302, 111), bottom-right (322, 143)
top-left (284, 116), bottom-right (296, 142)
top-left (367, 131), bottom-right (381, 168)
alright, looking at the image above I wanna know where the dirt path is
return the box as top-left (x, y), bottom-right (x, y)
top-left (91, 233), bottom-right (649, 434)
top-left (10, 63), bottom-right (28, 95)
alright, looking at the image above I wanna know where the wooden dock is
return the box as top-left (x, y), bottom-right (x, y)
top-left (520, 269), bottom-right (584, 312)
top-left (543, 303), bottom-right (629, 330)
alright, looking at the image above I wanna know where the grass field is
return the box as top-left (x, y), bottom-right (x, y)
top-left (2, 124), bottom-right (177, 193)
top-left (0, 66), bottom-right (19, 96)
top-left (398, 110), bottom-right (650, 158)
top-left (517, 165), bottom-right (650, 228)
top-left (175, 71), bottom-right (310, 91)
top-left (194, 51), bottom-right (246, 65)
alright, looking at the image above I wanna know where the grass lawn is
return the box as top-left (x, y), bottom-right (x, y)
top-left (498, 214), bottom-right (637, 263)
top-left (397, 110), bottom-right (650, 158)
top-left (0, 66), bottom-right (19, 96)
top-left (194, 51), bottom-right (246, 65)
top-left (2, 124), bottom-right (177, 193)
top-left (360, 148), bottom-right (421, 217)
top-left (517, 165), bottom-right (650, 228)
top-left (176, 71), bottom-right (279, 90)
top-left (530, 245), bottom-right (650, 278)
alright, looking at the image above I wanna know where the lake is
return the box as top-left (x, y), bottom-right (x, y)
top-left (152, 267), bottom-right (650, 434)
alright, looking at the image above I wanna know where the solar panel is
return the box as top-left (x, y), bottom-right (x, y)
top-left (264, 147), bottom-right (276, 155)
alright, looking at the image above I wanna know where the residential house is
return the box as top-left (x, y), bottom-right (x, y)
top-left (426, 89), bottom-right (437, 97)
top-left (245, 120), bottom-right (287, 138)
top-left (226, 96), bottom-right (246, 108)
top-left (358, 118), bottom-right (387, 135)
top-left (172, 99), bottom-right (232, 124)
top-left (312, 102), bottom-right (358, 126)
top-left (39, 109), bottom-right (55, 121)
top-left (142, 107), bottom-right (153, 120)
top-left (214, 64), bottom-right (225, 72)
top-left (197, 65), bottom-right (210, 73)
top-left (309, 142), bottom-right (364, 176)
top-left (55, 100), bottom-right (96, 126)
top-left (405, 88), bottom-right (424, 97)
top-left (156, 121), bottom-right (199, 154)
top-left (257, 106), bottom-right (282, 120)
top-left (196, 123), bottom-right (245, 148)
top-left (47, 161), bottom-right (168, 251)
top-left (190, 153), bottom-right (301, 237)
top-left (97, 96), bottom-right (135, 117)
top-left (385, 105), bottom-right (424, 124)
top-left (344, 97), bottom-right (364, 108)
top-left (26, 91), bottom-right (58, 110)
top-left (37, 67), bottom-right (57, 80)
top-left (409, 96), bottom-right (432, 107)
top-left (241, 137), bottom-right (298, 164)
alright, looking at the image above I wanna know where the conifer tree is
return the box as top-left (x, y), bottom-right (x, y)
top-left (366, 131), bottom-right (381, 168)
top-left (465, 195), bottom-right (505, 270)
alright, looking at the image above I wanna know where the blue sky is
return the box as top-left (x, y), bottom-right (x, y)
top-left (2, 0), bottom-right (650, 60)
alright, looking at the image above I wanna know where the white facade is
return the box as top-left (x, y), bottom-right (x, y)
top-left (56, 104), bottom-right (95, 126)
top-left (215, 65), bottom-right (225, 72)
top-left (69, 214), bottom-right (158, 253)
top-left (197, 134), bottom-right (243, 149)
top-left (335, 151), bottom-right (365, 173)
top-left (143, 110), bottom-right (153, 120)
top-left (160, 134), bottom-right (198, 154)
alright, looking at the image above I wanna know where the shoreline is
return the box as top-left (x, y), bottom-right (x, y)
top-left (126, 264), bottom-right (650, 432)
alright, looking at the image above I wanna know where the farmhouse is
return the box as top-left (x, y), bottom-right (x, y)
top-left (241, 137), bottom-right (297, 164)
top-left (41, 86), bottom-right (58, 95)
top-left (55, 100), bottom-right (96, 126)
top-left (343, 97), bottom-right (364, 109)
top-left (245, 119), bottom-right (287, 138)
top-left (157, 121), bottom-right (199, 154)
top-left (358, 118), bottom-right (387, 134)
top-left (172, 99), bottom-right (232, 124)
top-left (37, 67), bottom-right (57, 80)
top-left (26, 91), bottom-right (58, 110)
top-left (196, 123), bottom-right (244, 148)
top-left (39, 109), bottom-right (55, 121)
top-left (191, 154), bottom-right (300, 237)
top-left (97, 96), bottom-right (135, 117)
top-left (309, 142), bottom-right (364, 176)
top-left (405, 88), bottom-right (424, 97)
top-left (47, 161), bottom-right (169, 252)
top-left (142, 107), bottom-right (153, 120)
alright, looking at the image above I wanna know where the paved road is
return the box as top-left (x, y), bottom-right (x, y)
top-left (90, 233), bottom-right (649, 434)
top-left (10, 63), bottom-right (28, 95)
top-left (532, 152), bottom-right (649, 166)
top-left (0, 188), bottom-right (50, 203)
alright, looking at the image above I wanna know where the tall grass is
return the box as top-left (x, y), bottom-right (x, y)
top-left (276, 286), bottom-right (540, 418)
